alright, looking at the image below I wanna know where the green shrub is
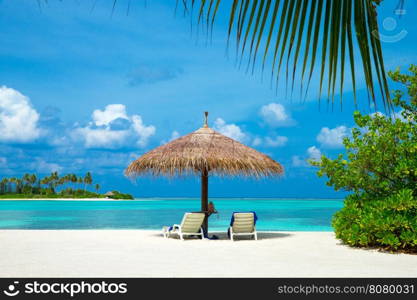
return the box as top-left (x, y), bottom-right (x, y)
top-left (312, 65), bottom-right (417, 253)
top-left (332, 189), bottom-right (417, 252)
top-left (108, 191), bottom-right (134, 200)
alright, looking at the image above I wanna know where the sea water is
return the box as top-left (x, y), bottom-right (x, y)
top-left (0, 198), bottom-right (344, 231)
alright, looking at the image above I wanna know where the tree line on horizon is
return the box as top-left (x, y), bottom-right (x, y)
top-left (0, 172), bottom-right (100, 196)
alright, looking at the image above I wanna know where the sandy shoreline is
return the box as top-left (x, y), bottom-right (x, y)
top-left (0, 230), bottom-right (416, 277)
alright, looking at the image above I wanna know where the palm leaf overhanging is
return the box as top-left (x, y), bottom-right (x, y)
top-left (182, 0), bottom-right (391, 109)
top-left (76, 0), bottom-right (393, 109)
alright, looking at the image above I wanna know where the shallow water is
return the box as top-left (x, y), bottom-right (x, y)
top-left (0, 198), bottom-right (344, 231)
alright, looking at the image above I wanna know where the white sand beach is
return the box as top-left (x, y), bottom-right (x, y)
top-left (0, 230), bottom-right (416, 277)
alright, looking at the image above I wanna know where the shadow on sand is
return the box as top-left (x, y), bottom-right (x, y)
top-left (150, 231), bottom-right (293, 241)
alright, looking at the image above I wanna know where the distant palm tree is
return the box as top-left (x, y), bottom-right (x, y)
top-left (7, 178), bottom-right (12, 194)
top-left (77, 177), bottom-right (83, 190)
top-left (49, 172), bottom-right (59, 193)
top-left (40, 177), bottom-right (48, 195)
top-left (9, 177), bottom-right (19, 193)
top-left (70, 174), bottom-right (77, 192)
top-left (0, 178), bottom-right (8, 194)
top-left (23, 173), bottom-right (37, 194)
top-left (36, 179), bottom-right (41, 194)
top-left (15, 178), bottom-right (23, 194)
top-left (95, 183), bottom-right (100, 194)
top-left (62, 174), bottom-right (69, 190)
top-left (29, 174), bottom-right (37, 194)
top-left (84, 172), bottom-right (93, 191)
top-left (41, 176), bottom-right (52, 194)
top-left (22, 173), bottom-right (30, 186)
top-left (57, 177), bottom-right (65, 193)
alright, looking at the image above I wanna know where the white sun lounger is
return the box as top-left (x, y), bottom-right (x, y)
top-left (162, 212), bottom-right (205, 240)
top-left (229, 212), bottom-right (258, 241)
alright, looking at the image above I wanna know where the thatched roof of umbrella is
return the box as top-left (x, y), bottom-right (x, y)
top-left (125, 112), bottom-right (283, 234)
top-left (125, 116), bottom-right (283, 179)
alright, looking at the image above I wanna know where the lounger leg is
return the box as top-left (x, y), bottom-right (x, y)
top-left (230, 228), bottom-right (234, 241)
top-left (254, 232), bottom-right (258, 240)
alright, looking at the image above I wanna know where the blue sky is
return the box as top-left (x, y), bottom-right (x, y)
top-left (0, 0), bottom-right (415, 198)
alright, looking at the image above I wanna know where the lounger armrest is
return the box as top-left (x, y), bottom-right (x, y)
top-left (172, 224), bottom-right (181, 229)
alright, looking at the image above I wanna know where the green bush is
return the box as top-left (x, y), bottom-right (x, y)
top-left (333, 189), bottom-right (417, 252)
top-left (108, 191), bottom-right (134, 200)
top-left (312, 65), bottom-right (417, 253)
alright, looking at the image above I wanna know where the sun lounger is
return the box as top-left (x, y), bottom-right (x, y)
top-left (228, 212), bottom-right (258, 241)
top-left (162, 212), bottom-right (205, 240)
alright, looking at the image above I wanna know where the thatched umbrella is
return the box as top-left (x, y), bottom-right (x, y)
top-left (125, 112), bottom-right (283, 233)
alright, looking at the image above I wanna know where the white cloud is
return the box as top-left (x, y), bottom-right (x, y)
top-left (0, 86), bottom-right (41, 143)
top-left (260, 103), bottom-right (295, 127)
top-left (131, 115), bottom-right (156, 147)
top-left (31, 158), bottom-right (62, 173)
top-left (264, 136), bottom-right (288, 147)
top-left (292, 146), bottom-right (322, 167)
top-left (0, 157), bottom-right (7, 167)
top-left (213, 118), bottom-right (246, 142)
top-left (316, 126), bottom-right (348, 148)
top-left (73, 152), bottom-right (137, 170)
top-left (92, 104), bottom-right (128, 126)
top-left (251, 135), bottom-right (288, 148)
top-left (161, 131), bottom-right (181, 145)
top-left (252, 137), bottom-right (262, 147)
top-left (371, 110), bottom-right (408, 122)
top-left (73, 104), bottom-right (155, 149)
top-left (394, 111), bottom-right (407, 122)
top-left (370, 111), bottom-right (385, 118)
top-left (169, 131), bottom-right (180, 141)
top-left (291, 155), bottom-right (309, 167)
top-left (73, 127), bottom-right (130, 148)
top-left (307, 146), bottom-right (322, 162)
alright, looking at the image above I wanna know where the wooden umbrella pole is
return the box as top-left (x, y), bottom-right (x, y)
top-left (201, 168), bottom-right (209, 236)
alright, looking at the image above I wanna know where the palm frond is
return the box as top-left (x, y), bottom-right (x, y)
top-left (190, 0), bottom-right (391, 109)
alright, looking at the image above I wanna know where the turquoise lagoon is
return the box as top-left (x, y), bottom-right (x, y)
top-left (0, 198), bottom-right (343, 231)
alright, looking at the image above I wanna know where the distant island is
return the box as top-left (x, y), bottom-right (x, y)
top-left (0, 172), bottom-right (134, 200)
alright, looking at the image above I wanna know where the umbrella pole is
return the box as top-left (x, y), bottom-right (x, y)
top-left (201, 168), bottom-right (208, 236)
